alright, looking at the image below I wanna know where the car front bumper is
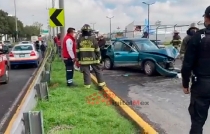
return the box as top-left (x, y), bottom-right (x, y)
top-left (155, 61), bottom-right (178, 77)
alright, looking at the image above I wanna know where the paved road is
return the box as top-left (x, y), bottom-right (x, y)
top-left (101, 61), bottom-right (210, 134)
top-left (0, 65), bottom-right (36, 131)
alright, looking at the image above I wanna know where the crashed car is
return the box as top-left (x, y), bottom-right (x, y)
top-left (0, 44), bottom-right (10, 84)
top-left (101, 38), bottom-right (179, 77)
top-left (150, 39), bottom-right (165, 48)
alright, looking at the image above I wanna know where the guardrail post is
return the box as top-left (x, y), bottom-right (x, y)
top-left (35, 82), bottom-right (49, 100)
top-left (23, 111), bottom-right (44, 134)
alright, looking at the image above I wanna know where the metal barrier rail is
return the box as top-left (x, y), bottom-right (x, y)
top-left (1, 42), bottom-right (56, 134)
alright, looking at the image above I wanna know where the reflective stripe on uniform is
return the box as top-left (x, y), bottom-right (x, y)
top-left (79, 60), bottom-right (100, 65)
top-left (95, 48), bottom-right (100, 51)
top-left (173, 40), bottom-right (181, 42)
top-left (79, 48), bottom-right (95, 51)
top-left (98, 82), bottom-right (106, 86)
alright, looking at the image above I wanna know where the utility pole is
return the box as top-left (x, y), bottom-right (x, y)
top-left (106, 16), bottom-right (114, 39)
top-left (14, 0), bottom-right (18, 41)
top-left (90, 23), bottom-right (96, 30)
top-left (52, 0), bottom-right (55, 37)
top-left (142, 2), bottom-right (155, 38)
top-left (59, 0), bottom-right (65, 58)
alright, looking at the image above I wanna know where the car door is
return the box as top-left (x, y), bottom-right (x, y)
top-left (113, 41), bottom-right (139, 66)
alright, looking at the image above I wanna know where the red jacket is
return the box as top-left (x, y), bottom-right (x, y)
top-left (54, 37), bottom-right (57, 43)
top-left (56, 39), bottom-right (61, 46)
top-left (62, 34), bottom-right (76, 59)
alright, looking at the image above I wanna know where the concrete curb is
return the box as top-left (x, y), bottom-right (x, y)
top-left (90, 74), bottom-right (158, 134)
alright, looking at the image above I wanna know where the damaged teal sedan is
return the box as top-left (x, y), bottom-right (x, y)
top-left (101, 38), bottom-right (179, 77)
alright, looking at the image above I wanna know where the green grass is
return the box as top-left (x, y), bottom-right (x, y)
top-left (35, 57), bottom-right (138, 134)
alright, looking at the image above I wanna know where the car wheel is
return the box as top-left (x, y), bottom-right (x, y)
top-left (104, 58), bottom-right (113, 70)
top-left (1, 66), bottom-right (9, 84)
top-left (144, 61), bottom-right (155, 76)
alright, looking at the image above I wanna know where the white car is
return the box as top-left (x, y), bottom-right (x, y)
top-left (9, 44), bottom-right (40, 68)
top-left (19, 41), bottom-right (32, 44)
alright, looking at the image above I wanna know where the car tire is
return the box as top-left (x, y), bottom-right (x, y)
top-left (144, 61), bottom-right (155, 76)
top-left (104, 57), bottom-right (113, 70)
top-left (1, 66), bottom-right (9, 84)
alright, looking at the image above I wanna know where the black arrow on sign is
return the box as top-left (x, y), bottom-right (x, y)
top-left (50, 9), bottom-right (63, 26)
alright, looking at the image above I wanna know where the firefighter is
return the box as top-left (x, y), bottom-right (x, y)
top-left (76, 24), bottom-right (106, 89)
top-left (170, 30), bottom-right (181, 50)
top-left (180, 23), bottom-right (199, 61)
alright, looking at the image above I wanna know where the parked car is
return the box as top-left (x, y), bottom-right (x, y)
top-left (9, 43), bottom-right (40, 68)
top-left (102, 38), bottom-right (179, 77)
top-left (0, 44), bottom-right (10, 84)
top-left (3, 40), bottom-right (12, 48)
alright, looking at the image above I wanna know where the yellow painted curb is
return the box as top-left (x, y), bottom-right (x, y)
top-left (91, 74), bottom-right (158, 134)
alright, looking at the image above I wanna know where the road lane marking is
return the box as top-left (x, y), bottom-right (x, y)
top-left (4, 52), bottom-right (49, 134)
top-left (91, 74), bottom-right (158, 134)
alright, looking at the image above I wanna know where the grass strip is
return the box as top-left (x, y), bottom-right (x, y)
top-left (35, 57), bottom-right (138, 134)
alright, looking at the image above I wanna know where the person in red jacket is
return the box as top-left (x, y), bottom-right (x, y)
top-left (56, 33), bottom-right (61, 57)
top-left (62, 27), bottom-right (77, 87)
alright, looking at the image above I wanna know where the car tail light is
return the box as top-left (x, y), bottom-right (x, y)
top-left (30, 51), bottom-right (36, 56)
top-left (9, 52), bottom-right (14, 57)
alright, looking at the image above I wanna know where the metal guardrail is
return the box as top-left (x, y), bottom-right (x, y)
top-left (0, 42), bottom-right (56, 134)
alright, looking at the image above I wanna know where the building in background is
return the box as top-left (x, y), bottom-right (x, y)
top-left (123, 20), bottom-right (204, 41)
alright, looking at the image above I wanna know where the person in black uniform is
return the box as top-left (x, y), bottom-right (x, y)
top-left (181, 6), bottom-right (210, 134)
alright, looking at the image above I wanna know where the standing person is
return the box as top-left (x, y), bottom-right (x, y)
top-left (180, 23), bottom-right (199, 61)
top-left (170, 30), bottom-right (182, 50)
top-left (98, 35), bottom-right (106, 63)
top-left (77, 24), bottom-right (106, 89)
top-left (40, 41), bottom-right (46, 58)
top-left (62, 27), bottom-right (77, 87)
top-left (142, 32), bottom-right (148, 38)
top-left (53, 36), bottom-right (57, 47)
top-left (35, 41), bottom-right (40, 51)
top-left (98, 35), bottom-right (106, 48)
top-left (181, 6), bottom-right (210, 134)
top-left (56, 33), bottom-right (61, 57)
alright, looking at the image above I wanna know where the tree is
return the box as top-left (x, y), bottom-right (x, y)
top-left (0, 9), bottom-right (10, 34)
top-left (0, 9), bottom-right (42, 40)
top-left (23, 25), bottom-right (40, 39)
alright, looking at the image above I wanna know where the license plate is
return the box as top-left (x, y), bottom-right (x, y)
top-left (19, 54), bottom-right (25, 57)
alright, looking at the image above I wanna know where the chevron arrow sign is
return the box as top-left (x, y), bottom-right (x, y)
top-left (49, 8), bottom-right (64, 27)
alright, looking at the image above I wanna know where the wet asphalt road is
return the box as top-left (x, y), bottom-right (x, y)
top-left (0, 65), bottom-right (35, 125)
top-left (101, 59), bottom-right (210, 134)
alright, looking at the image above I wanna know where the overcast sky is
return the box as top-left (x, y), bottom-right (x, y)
top-left (0, 0), bottom-right (207, 33)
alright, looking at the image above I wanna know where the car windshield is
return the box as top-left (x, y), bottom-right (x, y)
top-left (4, 41), bottom-right (10, 44)
top-left (13, 45), bottom-right (33, 51)
top-left (135, 40), bottom-right (159, 50)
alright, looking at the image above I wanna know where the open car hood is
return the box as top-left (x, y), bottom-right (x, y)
top-left (143, 45), bottom-right (179, 59)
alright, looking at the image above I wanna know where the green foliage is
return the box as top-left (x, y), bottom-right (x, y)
top-left (0, 9), bottom-right (42, 39)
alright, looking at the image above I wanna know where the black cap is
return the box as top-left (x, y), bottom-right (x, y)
top-left (67, 27), bottom-right (75, 33)
top-left (203, 6), bottom-right (210, 17)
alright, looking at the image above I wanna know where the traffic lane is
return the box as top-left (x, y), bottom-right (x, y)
top-left (102, 69), bottom-right (210, 134)
top-left (0, 65), bottom-right (35, 122)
